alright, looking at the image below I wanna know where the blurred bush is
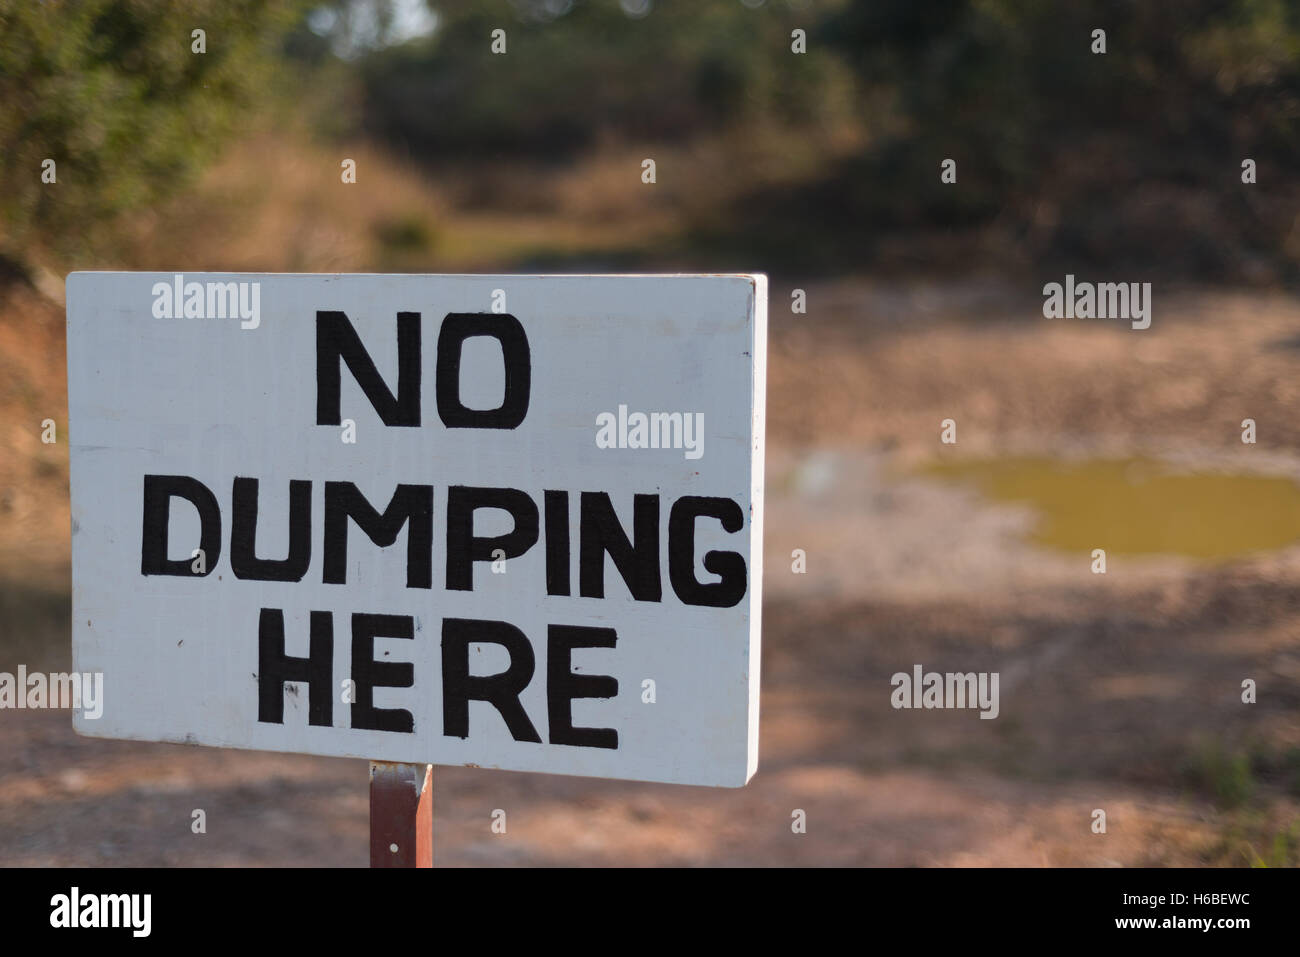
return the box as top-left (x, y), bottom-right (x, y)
top-left (0, 0), bottom-right (308, 263)
top-left (355, 0), bottom-right (850, 156)
top-left (345, 0), bottom-right (1300, 278)
top-left (2, 0), bottom-right (1297, 278)
top-left (817, 0), bottom-right (1300, 276)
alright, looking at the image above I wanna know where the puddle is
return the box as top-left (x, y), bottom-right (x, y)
top-left (919, 457), bottom-right (1300, 560)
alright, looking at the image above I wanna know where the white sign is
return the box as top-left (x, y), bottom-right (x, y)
top-left (67, 273), bottom-right (766, 787)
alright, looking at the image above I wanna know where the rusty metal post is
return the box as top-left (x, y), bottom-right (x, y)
top-left (370, 761), bottom-right (433, 867)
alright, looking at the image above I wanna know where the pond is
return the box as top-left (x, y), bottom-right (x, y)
top-left (920, 457), bottom-right (1300, 560)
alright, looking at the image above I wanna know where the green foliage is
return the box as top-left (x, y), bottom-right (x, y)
top-left (357, 0), bottom-right (849, 156)
top-left (347, 0), bottom-right (1300, 276)
top-left (818, 0), bottom-right (1300, 274)
top-left (0, 0), bottom-right (307, 259)
top-left (1184, 740), bottom-right (1256, 809)
top-left (1247, 820), bottom-right (1300, 867)
top-left (3, 0), bottom-right (1297, 276)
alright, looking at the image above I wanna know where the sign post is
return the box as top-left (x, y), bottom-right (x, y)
top-left (66, 272), bottom-right (767, 862)
top-left (369, 761), bottom-right (432, 867)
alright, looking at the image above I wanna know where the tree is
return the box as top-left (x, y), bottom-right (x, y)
top-left (0, 0), bottom-right (308, 262)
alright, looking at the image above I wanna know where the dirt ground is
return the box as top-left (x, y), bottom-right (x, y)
top-left (2, 277), bottom-right (1299, 866)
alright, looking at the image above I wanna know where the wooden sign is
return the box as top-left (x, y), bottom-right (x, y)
top-left (66, 273), bottom-right (766, 786)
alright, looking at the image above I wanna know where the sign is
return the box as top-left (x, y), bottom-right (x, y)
top-left (66, 273), bottom-right (766, 787)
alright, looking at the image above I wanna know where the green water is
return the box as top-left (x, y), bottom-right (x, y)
top-left (921, 457), bottom-right (1300, 560)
